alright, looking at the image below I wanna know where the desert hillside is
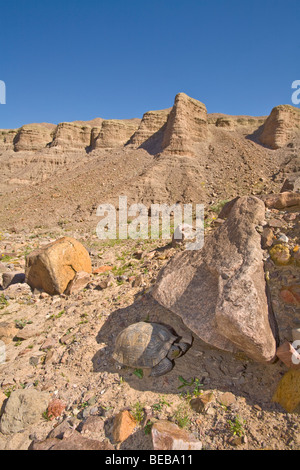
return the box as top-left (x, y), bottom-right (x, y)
top-left (0, 92), bottom-right (299, 232)
top-left (0, 93), bottom-right (300, 451)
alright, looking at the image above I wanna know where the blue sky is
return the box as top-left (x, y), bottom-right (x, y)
top-left (0, 0), bottom-right (299, 128)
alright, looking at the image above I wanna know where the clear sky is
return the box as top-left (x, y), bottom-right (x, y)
top-left (0, 0), bottom-right (299, 129)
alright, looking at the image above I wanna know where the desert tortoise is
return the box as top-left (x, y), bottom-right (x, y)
top-left (112, 321), bottom-right (191, 376)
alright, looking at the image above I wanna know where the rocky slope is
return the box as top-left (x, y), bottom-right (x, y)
top-left (259, 105), bottom-right (300, 149)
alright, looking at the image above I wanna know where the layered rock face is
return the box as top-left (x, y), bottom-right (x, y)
top-left (49, 122), bottom-right (92, 151)
top-left (127, 108), bottom-right (171, 154)
top-left (152, 196), bottom-right (278, 363)
top-left (259, 105), bottom-right (300, 149)
top-left (161, 93), bottom-right (208, 156)
top-left (14, 124), bottom-right (54, 152)
top-left (1, 94), bottom-right (298, 158)
top-left (0, 129), bottom-right (17, 151)
top-left (91, 119), bottom-right (139, 149)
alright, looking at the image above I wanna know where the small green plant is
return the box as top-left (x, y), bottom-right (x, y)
top-left (191, 378), bottom-right (203, 397)
top-left (15, 319), bottom-right (33, 329)
top-left (173, 404), bottom-right (191, 429)
top-left (1, 255), bottom-right (13, 262)
top-left (227, 415), bottom-right (246, 437)
top-left (131, 402), bottom-right (145, 424)
top-left (133, 368), bottom-right (143, 379)
top-left (152, 396), bottom-right (172, 412)
top-left (50, 310), bottom-right (65, 320)
top-left (4, 386), bottom-right (15, 398)
top-left (144, 420), bottom-right (154, 435)
top-left (42, 410), bottom-right (51, 421)
top-left (0, 294), bottom-right (9, 309)
top-left (178, 376), bottom-right (195, 389)
top-left (210, 199), bottom-right (229, 214)
top-left (178, 376), bottom-right (203, 399)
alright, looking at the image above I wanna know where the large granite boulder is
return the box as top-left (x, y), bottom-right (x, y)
top-left (152, 196), bottom-right (277, 363)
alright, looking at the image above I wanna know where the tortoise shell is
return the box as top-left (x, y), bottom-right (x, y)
top-left (112, 322), bottom-right (178, 368)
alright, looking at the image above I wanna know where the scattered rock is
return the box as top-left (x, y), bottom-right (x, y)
top-left (64, 270), bottom-right (91, 295)
top-left (269, 244), bottom-right (291, 266)
top-left (1, 272), bottom-right (25, 289)
top-left (263, 192), bottom-right (300, 210)
top-left (190, 392), bottom-right (214, 413)
top-left (92, 266), bottom-right (113, 274)
top-left (261, 227), bottom-right (274, 249)
top-left (112, 410), bottom-right (137, 443)
top-left (151, 420), bottom-right (202, 450)
top-left (218, 392), bottom-right (236, 408)
top-left (281, 174), bottom-right (300, 193)
top-left (276, 342), bottom-right (300, 370)
top-left (29, 430), bottom-right (114, 450)
top-left (0, 321), bottom-right (18, 345)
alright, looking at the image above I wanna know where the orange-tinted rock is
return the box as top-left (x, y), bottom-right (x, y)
top-left (276, 342), bottom-right (300, 370)
top-left (112, 410), bottom-right (137, 443)
top-left (25, 237), bottom-right (92, 295)
top-left (93, 266), bottom-right (113, 274)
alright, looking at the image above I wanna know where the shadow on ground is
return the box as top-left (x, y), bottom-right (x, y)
top-left (92, 293), bottom-right (286, 413)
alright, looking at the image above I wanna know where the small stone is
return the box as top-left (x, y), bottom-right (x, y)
top-left (190, 392), bottom-right (214, 413)
top-left (132, 275), bottom-right (143, 287)
top-left (280, 285), bottom-right (300, 305)
top-left (151, 420), bottom-right (202, 450)
top-left (29, 356), bottom-right (40, 366)
top-left (172, 223), bottom-right (196, 248)
top-left (0, 321), bottom-right (18, 345)
top-left (112, 410), bottom-right (137, 443)
top-left (261, 227), bottom-right (274, 249)
top-left (80, 416), bottom-right (105, 437)
top-left (46, 399), bottom-right (66, 420)
top-left (2, 272), bottom-right (25, 289)
top-left (92, 266), bottom-right (113, 274)
top-left (268, 218), bottom-right (283, 228)
top-left (277, 234), bottom-right (289, 243)
top-left (218, 392), bottom-right (236, 407)
top-left (229, 436), bottom-right (244, 447)
top-left (133, 251), bottom-right (143, 260)
top-left (276, 342), bottom-right (300, 370)
top-left (64, 271), bottom-right (91, 295)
